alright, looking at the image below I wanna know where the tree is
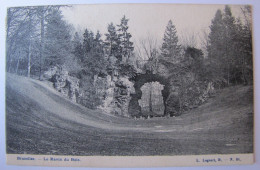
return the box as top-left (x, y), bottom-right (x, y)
top-left (233, 6), bottom-right (253, 85)
top-left (27, 10), bottom-right (32, 77)
top-left (37, 5), bottom-right (63, 79)
top-left (137, 35), bottom-right (158, 60)
top-left (6, 7), bottom-right (40, 76)
top-left (6, 6), bottom-right (68, 78)
top-left (179, 30), bottom-right (198, 49)
top-left (135, 34), bottom-right (159, 73)
top-left (72, 32), bottom-right (84, 63)
top-left (199, 29), bottom-right (210, 57)
top-left (184, 47), bottom-right (204, 79)
top-left (80, 29), bottom-right (107, 78)
top-left (82, 28), bottom-right (94, 54)
top-left (207, 6), bottom-right (252, 87)
top-left (44, 8), bottom-right (72, 68)
top-left (207, 9), bottom-right (226, 87)
top-left (117, 15), bottom-right (134, 63)
top-left (7, 7), bottom-right (28, 73)
top-left (222, 5), bottom-right (237, 85)
top-left (38, 6), bottom-right (46, 80)
top-left (161, 20), bottom-right (181, 63)
top-left (76, 29), bottom-right (108, 109)
top-left (105, 23), bottom-right (120, 58)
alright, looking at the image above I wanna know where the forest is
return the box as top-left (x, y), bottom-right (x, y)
top-left (6, 5), bottom-right (253, 118)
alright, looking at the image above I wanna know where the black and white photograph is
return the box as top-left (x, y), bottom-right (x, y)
top-left (5, 3), bottom-right (254, 167)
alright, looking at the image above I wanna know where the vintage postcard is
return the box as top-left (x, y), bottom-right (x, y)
top-left (5, 3), bottom-right (254, 167)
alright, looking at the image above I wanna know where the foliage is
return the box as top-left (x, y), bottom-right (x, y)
top-left (77, 75), bottom-right (103, 109)
top-left (118, 64), bottom-right (137, 78)
top-left (77, 29), bottom-right (108, 78)
top-left (184, 47), bottom-right (205, 80)
top-left (44, 9), bottom-right (72, 68)
top-left (6, 7), bottom-right (38, 75)
top-left (161, 20), bottom-right (181, 63)
top-left (207, 5), bottom-right (253, 87)
top-left (117, 15), bottom-right (134, 63)
top-left (6, 6), bottom-right (253, 117)
top-left (104, 23), bottom-right (121, 60)
top-left (6, 6), bottom-right (73, 78)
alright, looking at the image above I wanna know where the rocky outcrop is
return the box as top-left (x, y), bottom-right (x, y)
top-left (44, 66), bottom-right (79, 103)
top-left (45, 65), bottom-right (136, 117)
top-left (44, 62), bottom-right (215, 118)
top-left (165, 81), bottom-right (215, 116)
top-left (114, 77), bottom-right (135, 116)
top-left (98, 76), bottom-right (135, 117)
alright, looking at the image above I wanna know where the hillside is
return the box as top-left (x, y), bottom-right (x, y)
top-left (6, 73), bottom-right (253, 155)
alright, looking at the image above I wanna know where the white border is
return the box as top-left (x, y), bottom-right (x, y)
top-left (6, 154), bottom-right (254, 167)
top-left (1, 0), bottom-right (259, 170)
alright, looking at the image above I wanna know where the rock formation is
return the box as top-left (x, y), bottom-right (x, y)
top-left (44, 66), bottom-right (79, 103)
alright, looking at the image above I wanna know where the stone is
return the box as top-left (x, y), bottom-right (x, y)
top-left (43, 66), bottom-right (59, 80)
top-left (44, 66), bottom-right (79, 103)
top-left (98, 76), bottom-right (135, 116)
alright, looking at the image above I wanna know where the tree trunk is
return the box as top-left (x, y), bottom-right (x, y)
top-left (8, 60), bottom-right (12, 73)
top-left (242, 55), bottom-right (248, 85)
top-left (6, 9), bottom-right (11, 73)
top-left (27, 40), bottom-right (31, 77)
top-left (39, 7), bottom-right (45, 80)
top-left (27, 13), bottom-right (32, 78)
top-left (15, 51), bottom-right (20, 74)
top-left (227, 63), bottom-right (230, 86)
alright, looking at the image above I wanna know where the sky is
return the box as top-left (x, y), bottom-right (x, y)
top-left (62, 4), bottom-right (244, 41)
top-left (62, 4), bottom-right (244, 58)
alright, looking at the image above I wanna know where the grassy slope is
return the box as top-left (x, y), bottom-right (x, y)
top-left (6, 73), bottom-right (253, 155)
